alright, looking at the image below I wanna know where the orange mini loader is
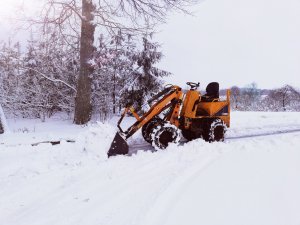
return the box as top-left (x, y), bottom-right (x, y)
top-left (108, 82), bottom-right (230, 157)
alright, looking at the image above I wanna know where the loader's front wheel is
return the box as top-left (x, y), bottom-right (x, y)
top-left (203, 118), bottom-right (226, 142)
top-left (142, 117), bottom-right (164, 143)
top-left (151, 123), bottom-right (181, 150)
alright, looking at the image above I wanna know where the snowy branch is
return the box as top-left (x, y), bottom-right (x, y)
top-left (23, 67), bottom-right (77, 93)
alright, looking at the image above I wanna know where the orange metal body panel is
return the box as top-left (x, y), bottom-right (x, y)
top-left (181, 89), bottom-right (231, 128)
top-left (197, 101), bottom-right (228, 116)
top-left (181, 90), bottom-right (200, 118)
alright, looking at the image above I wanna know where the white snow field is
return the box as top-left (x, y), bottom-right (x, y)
top-left (1, 112), bottom-right (300, 225)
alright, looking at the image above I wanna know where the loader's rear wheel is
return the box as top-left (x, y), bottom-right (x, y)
top-left (151, 123), bottom-right (181, 150)
top-left (203, 118), bottom-right (226, 142)
top-left (142, 117), bottom-right (164, 143)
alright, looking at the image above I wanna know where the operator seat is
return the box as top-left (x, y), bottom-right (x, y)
top-left (201, 82), bottom-right (219, 102)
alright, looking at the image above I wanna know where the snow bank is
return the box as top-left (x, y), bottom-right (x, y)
top-left (76, 122), bottom-right (117, 161)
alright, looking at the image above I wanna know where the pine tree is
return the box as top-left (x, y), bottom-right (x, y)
top-left (0, 40), bottom-right (22, 115)
top-left (120, 36), bottom-right (170, 112)
top-left (92, 32), bottom-right (137, 119)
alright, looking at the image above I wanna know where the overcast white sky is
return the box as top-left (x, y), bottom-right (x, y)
top-left (0, 0), bottom-right (300, 89)
top-left (157, 0), bottom-right (300, 89)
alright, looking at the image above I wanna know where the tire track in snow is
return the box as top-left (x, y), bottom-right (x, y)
top-left (226, 128), bottom-right (300, 140)
top-left (140, 154), bottom-right (222, 225)
top-left (129, 128), bottom-right (300, 153)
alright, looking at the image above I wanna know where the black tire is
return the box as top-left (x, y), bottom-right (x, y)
top-left (151, 123), bottom-right (181, 150)
top-left (142, 117), bottom-right (164, 143)
top-left (203, 118), bottom-right (226, 142)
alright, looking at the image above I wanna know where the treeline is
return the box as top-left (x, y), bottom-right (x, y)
top-left (228, 83), bottom-right (300, 111)
top-left (0, 31), bottom-right (169, 121)
top-left (1, 32), bottom-right (299, 121)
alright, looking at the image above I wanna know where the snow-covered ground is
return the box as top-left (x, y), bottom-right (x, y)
top-left (0, 112), bottom-right (300, 225)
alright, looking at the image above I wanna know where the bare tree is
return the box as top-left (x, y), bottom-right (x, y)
top-left (26, 0), bottom-right (197, 124)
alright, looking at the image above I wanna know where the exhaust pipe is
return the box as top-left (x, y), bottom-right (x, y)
top-left (107, 132), bottom-right (129, 157)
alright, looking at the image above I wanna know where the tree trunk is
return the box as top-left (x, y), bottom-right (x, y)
top-left (283, 98), bottom-right (286, 111)
top-left (113, 72), bottom-right (116, 114)
top-left (74, 0), bottom-right (96, 124)
top-left (0, 104), bottom-right (9, 134)
top-left (112, 42), bottom-right (118, 114)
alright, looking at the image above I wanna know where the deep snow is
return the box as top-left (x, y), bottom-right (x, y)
top-left (0, 112), bottom-right (300, 225)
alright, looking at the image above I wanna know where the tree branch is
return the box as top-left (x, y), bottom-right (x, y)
top-left (23, 66), bottom-right (77, 92)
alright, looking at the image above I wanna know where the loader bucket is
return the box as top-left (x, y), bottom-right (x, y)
top-left (107, 132), bottom-right (129, 157)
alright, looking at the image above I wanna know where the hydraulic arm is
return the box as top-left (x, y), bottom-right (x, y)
top-left (108, 85), bottom-right (183, 157)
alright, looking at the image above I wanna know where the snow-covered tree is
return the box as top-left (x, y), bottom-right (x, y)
top-left (263, 85), bottom-right (300, 111)
top-left (17, 28), bottom-right (78, 120)
top-left (91, 31), bottom-right (136, 118)
top-left (0, 40), bottom-right (22, 115)
top-left (238, 82), bottom-right (261, 111)
top-left (30, 0), bottom-right (196, 124)
top-left (0, 30), bottom-right (170, 121)
top-left (119, 37), bottom-right (170, 112)
top-left (92, 33), bottom-right (169, 119)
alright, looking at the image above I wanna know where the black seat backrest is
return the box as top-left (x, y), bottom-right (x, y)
top-left (206, 82), bottom-right (219, 99)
